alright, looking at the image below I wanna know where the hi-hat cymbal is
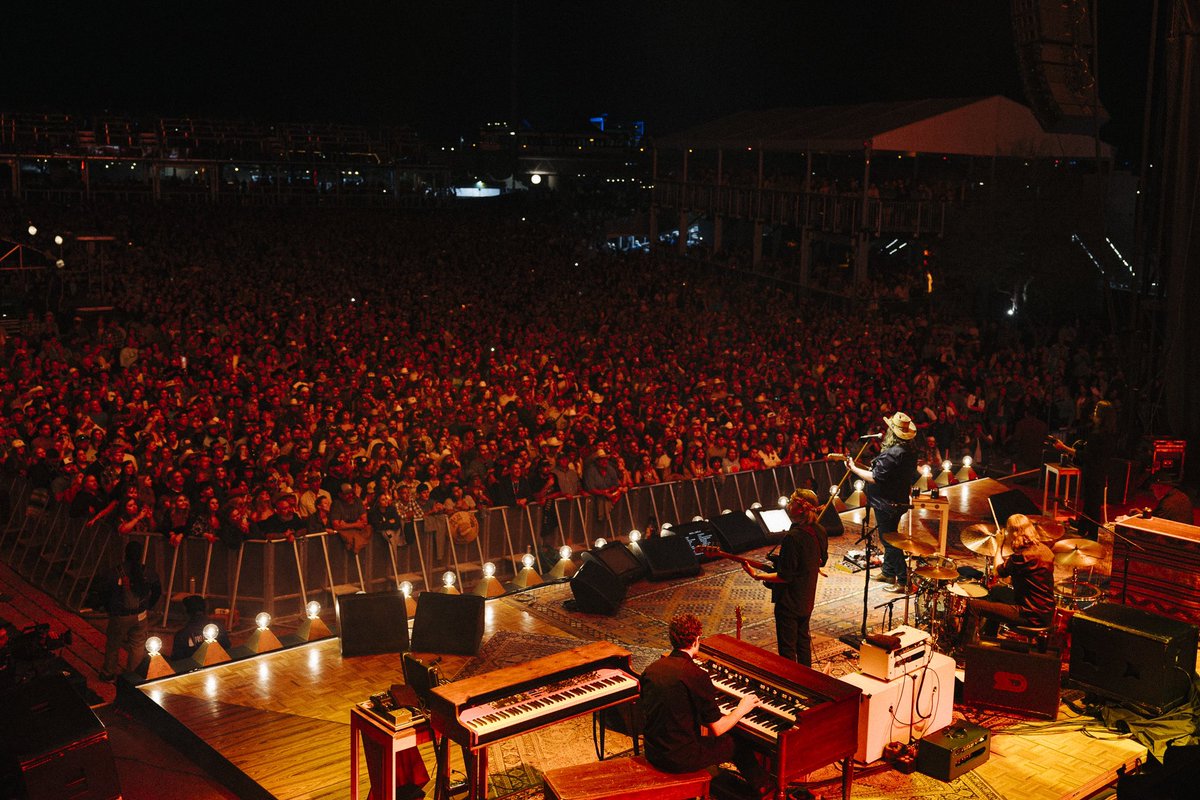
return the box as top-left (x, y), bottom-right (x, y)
top-left (914, 556), bottom-right (959, 581)
top-left (882, 531), bottom-right (939, 556)
top-left (1054, 549), bottom-right (1099, 568)
top-left (960, 524), bottom-right (1006, 556)
top-left (949, 580), bottom-right (989, 598)
top-left (1026, 516), bottom-right (1067, 542)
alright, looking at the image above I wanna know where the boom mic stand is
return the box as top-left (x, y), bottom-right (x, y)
top-left (1061, 501), bottom-right (1145, 604)
top-left (837, 438), bottom-right (883, 651)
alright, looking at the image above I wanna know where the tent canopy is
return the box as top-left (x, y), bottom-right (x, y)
top-left (658, 96), bottom-right (1111, 160)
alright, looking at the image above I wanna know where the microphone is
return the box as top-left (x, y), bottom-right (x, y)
top-left (858, 432), bottom-right (883, 440)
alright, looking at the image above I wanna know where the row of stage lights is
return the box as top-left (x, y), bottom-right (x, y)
top-left (135, 458), bottom-right (980, 681)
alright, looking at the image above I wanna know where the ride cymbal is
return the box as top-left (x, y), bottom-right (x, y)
top-left (914, 556), bottom-right (959, 581)
top-left (959, 524), bottom-right (1005, 556)
top-left (881, 531), bottom-right (938, 556)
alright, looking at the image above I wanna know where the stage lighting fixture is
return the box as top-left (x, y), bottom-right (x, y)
top-left (472, 561), bottom-right (506, 598)
top-left (829, 484), bottom-right (848, 512)
top-left (191, 624), bottom-right (231, 667)
top-left (956, 456), bottom-right (978, 482)
top-left (399, 580), bottom-right (418, 617)
top-left (846, 479), bottom-right (867, 507)
top-left (507, 552), bottom-right (543, 591)
top-left (778, 496), bottom-right (789, 507)
top-left (628, 529), bottom-right (641, 542)
top-left (935, 459), bottom-right (955, 487)
top-left (27, 225), bottom-right (37, 236)
top-left (913, 464), bottom-right (933, 492)
top-left (547, 545), bottom-right (577, 580)
top-left (239, 611), bottom-right (282, 656)
top-left (294, 600), bottom-right (332, 641)
top-left (440, 571), bottom-right (461, 595)
top-left (135, 636), bottom-right (175, 680)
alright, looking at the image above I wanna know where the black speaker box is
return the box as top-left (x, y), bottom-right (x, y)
top-left (711, 510), bottom-right (767, 553)
top-left (818, 503), bottom-right (844, 537)
top-left (671, 520), bottom-right (722, 554)
top-left (336, 589), bottom-right (410, 657)
top-left (638, 535), bottom-right (701, 581)
top-left (585, 541), bottom-right (646, 584)
top-left (411, 592), bottom-right (485, 655)
top-left (916, 723), bottom-right (991, 782)
top-left (0, 674), bottom-right (121, 800)
top-left (569, 558), bottom-right (627, 615)
top-left (1068, 602), bottom-right (1198, 714)
top-left (963, 639), bottom-right (1061, 719)
top-left (987, 489), bottom-right (1041, 527)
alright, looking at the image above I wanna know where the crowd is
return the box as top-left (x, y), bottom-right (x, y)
top-left (0, 203), bottom-right (1128, 555)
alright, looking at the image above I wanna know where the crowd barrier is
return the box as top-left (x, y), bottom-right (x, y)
top-left (0, 458), bottom-right (852, 629)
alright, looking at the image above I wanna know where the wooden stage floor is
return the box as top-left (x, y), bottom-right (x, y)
top-left (124, 477), bottom-right (1148, 800)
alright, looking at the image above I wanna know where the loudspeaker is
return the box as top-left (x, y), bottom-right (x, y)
top-left (411, 593), bottom-right (485, 655)
top-left (585, 541), bottom-right (646, 584)
top-left (1068, 602), bottom-right (1198, 714)
top-left (671, 520), bottom-right (722, 553)
top-left (711, 510), bottom-right (767, 553)
top-left (916, 723), bottom-right (991, 781)
top-left (964, 639), bottom-right (1061, 719)
top-left (0, 674), bottom-right (121, 800)
top-left (1011, 0), bottom-right (1108, 134)
top-left (336, 590), bottom-right (410, 657)
top-left (987, 489), bottom-right (1041, 529)
top-left (638, 535), bottom-right (701, 581)
top-left (569, 558), bottom-right (627, 615)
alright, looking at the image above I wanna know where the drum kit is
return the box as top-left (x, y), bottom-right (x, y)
top-left (881, 516), bottom-right (1107, 651)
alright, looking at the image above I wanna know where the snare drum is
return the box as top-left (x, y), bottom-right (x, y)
top-left (1054, 581), bottom-right (1102, 611)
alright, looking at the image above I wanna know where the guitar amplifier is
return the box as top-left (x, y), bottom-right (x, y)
top-left (917, 723), bottom-right (991, 782)
top-left (859, 625), bottom-right (932, 681)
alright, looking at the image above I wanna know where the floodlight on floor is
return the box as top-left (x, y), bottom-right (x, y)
top-left (439, 570), bottom-right (461, 595)
top-left (241, 611), bottom-right (282, 655)
top-left (778, 495), bottom-right (789, 507)
top-left (913, 464), bottom-right (933, 492)
top-left (294, 600), bottom-right (332, 641)
top-left (956, 456), bottom-right (978, 482)
top-left (135, 636), bottom-right (175, 680)
top-left (472, 561), bottom-right (506, 597)
top-left (935, 459), bottom-right (956, 487)
top-left (828, 484), bottom-right (848, 513)
top-left (190, 623), bottom-right (232, 667)
top-left (546, 545), bottom-right (577, 580)
top-left (399, 580), bottom-right (418, 617)
top-left (846, 479), bottom-right (867, 508)
top-left (507, 552), bottom-right (543, 591)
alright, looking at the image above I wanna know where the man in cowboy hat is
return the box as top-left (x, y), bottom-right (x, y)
top-left (843, 412), bottom-right (919, 592)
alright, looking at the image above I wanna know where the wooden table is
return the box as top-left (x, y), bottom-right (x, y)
top-left (350, 705), bottom-right (433, 800)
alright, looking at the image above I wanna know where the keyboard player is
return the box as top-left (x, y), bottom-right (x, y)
top-left (641, 614), bottom-right (774, 797)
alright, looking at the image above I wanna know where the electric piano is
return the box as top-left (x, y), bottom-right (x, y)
top-left (699, 634), bottom-right (861, 799)
top-left (428, 640), bottom-right (638, 800)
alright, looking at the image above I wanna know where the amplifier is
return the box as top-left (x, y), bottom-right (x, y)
top-left (917, 723), bottom-right (991, 782)
top-left (860, 625), bottom-right (932, 681)
top-left (839, 651), bottom-right (956, 763)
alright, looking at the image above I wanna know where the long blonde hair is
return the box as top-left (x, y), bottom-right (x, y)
top-left (1005, 514), bottom-right (1040, 551)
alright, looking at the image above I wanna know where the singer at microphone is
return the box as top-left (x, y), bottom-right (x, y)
top-left (842, 412), bottom-right (920, 592)
top-left (858, 432), bottom-right (883, 440)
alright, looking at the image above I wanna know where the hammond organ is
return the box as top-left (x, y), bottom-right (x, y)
top-left (699, 634), bottom-right (861, 800)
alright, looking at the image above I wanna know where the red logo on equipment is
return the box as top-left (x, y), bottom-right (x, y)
top-left (992, 670), bottom-right (1028, 693)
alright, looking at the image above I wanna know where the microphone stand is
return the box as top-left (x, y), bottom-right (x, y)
top-left (1061, 501), bottom-right (1145, 605)
top-left (837, 438), bottom-right (882, 651)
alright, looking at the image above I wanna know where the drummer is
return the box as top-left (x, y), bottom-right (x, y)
top-left (957, 513), bottom-right (1055, 646)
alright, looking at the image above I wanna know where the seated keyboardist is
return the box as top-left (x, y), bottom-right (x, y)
top-left (641, 613), bottom-right (774, 798)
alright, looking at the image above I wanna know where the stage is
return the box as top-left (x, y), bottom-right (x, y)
top-left (121, 477), bottom-right (1152, 800)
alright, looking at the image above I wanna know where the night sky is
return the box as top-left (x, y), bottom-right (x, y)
top-left (4, 2), bottom-right (1151, 157)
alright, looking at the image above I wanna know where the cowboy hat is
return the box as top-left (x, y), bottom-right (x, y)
top-left (883, 412), bottom-right (918, 440)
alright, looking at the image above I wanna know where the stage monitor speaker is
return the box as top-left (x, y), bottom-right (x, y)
top-left (0, 674), bottom-right (121, 800)
top-left (411, 592), bottom-right (485, 655)
top-left (336, 589), bottom-right (410, 657)
top-left (916, 723), bottom-right (991, 782)
top-left (670, 520), bottom-right (722, 554)
top-left (585, 541), bottom-right (646, 584)
top-left (569, 558), bottom-right (627, 615)
top-left (711, 510), bottom-right (767, 553)
top-left (1068, 602), bottom-right (1198, 714)
top-left (963, 639), bottom-right (1061, 719)
top-left (638, 535), bottom-right (701, 581)
top-left (987, 489), bottom-right (1042, 529)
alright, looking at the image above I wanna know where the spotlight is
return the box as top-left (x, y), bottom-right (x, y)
top-left (691, 515), bottom-right (704, 522)
top-left (54, 234), bottom-right (63, 245)
top-left (661, 522), bottom-right (674, 536)
top-left (750, 502), bottom-right (763, 510)
top-left (237, 611), bottom-right (282, 656)
top-left (292, 600), bottom-right (332, 642)
top-left (628, 529), bottom-right (641, 542)
top-left (546, 545), bottom-right (577, 580)
top-left (472, 561), bottom-right (506, 597)
top-left (202, 624), bottom-right (219, 643)
top-left (507, 552), bottom-right (543, 591)
top-left (399, 580), bottom-right (418, 617)
top-left (936, 460), bottom-right (956, 487)
top-left (778, 496), bottom-right (789, 508)
top-left (593, 537), bottom-right (608, 549)
top-left (913, 464), bottom-right (933, 492)
top-left (440, 571), bottom-right (461, 595)
top-left (828, 484), bottom-right (847, 512)
top-left (190, 625), bottom-right (231, 667)
top-left (846, 479), bottom-right (867, 507)
top-left (530, 173), bottom-right (542, 185)
top-left (135, 636), bottom-right (175, 680)
top-left (956, 457), bottom-right (978, 482)
top-left (27, 225), bottom-right (37, 236)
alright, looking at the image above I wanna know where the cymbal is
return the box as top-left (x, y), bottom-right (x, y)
top-left (914, 556), bottom-right (959, 581)
top-left (882, 531), bottom-right (939, 556)
top-left (1052, 537), bottom-right (1105, 559)
top-left (949, 581), bottom-right (989, 598)
top-left (1052, 537), bottom-right (1105, 568)
top-left (1026, 516), bottom-right (1067, 542)
top-left (959, 524), bottom-right (1005, 556)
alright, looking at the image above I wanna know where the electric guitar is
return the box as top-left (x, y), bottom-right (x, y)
top-left (694, 545), bottom-right (774, 572)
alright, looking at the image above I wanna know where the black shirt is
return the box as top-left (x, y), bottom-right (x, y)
top-left (867, 442), bottom-right (918, 513)
top-left (997, 543), bottom-right (1055, 625)
top-left (772, 521), bottom-right (828, 615)
top-left (640, 649), bottom-right (723, 773)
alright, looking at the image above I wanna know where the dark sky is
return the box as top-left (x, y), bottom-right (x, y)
top-left (4, 1), bottom-right (1151, 156)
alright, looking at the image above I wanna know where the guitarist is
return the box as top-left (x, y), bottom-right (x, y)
top-left (743, 488), bottom-right (827, 667)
